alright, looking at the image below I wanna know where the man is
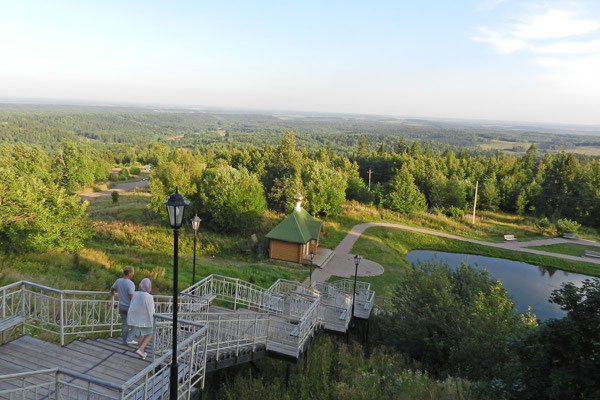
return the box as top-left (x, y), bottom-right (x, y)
top-left (110, 265), bottom-right (136, 345)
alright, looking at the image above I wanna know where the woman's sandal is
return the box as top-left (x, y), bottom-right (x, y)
top-left (135, 349), bottom-right (147, 360)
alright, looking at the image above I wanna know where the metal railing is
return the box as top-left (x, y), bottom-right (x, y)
top-left (181, 275), bottom-right (284, 313)
top-left (0, 317), bottom-right (208, 400)
top-left (0, 281), bottom-right (175, 345)
top-left (311, 282), bottom-right (353, 332)
top-left (330, 279), bottom-right (371, 294)
top-left (1, 274), bottom-right (377, 398)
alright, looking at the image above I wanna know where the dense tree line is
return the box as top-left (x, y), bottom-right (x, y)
top-left (355, 142), bottom-right (600, 227)
top-left (148, 132), bottom-right (352, 231)
top-left (148, 132), bottom-right (600, 231)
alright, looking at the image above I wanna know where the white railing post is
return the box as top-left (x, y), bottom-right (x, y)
top-left (265, 315), bottom-right (270, 349)
top-left (55, 371), bottom-right (61, 399)
top-left (236, 314), bottom-right (241, 357)
top-left (110, 295), bottom-right (115, 337)
top-left (59, 292), bottom-right (65, 346)
top-left (202, 334), bottom-right (208, 389)
top-left (21, 283), bottom-right (26, 335)
top-left (252, 315), bottom-right (257, 353)
top-left (234, 279), bottom-right (239, 310)
top-left (216, 314), bottom-right (221, 361)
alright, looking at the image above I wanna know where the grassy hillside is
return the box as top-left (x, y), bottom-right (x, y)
top-left (0, 191), bottom-right (308, 292)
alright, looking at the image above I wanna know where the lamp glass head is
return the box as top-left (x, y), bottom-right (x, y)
top-left (163, 190), bottom-right (190, 229)
top-left (191, 214), bottom-right (202, 232)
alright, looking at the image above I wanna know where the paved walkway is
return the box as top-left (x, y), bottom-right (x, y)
top-left (311, 222), bottom-right (600, 283)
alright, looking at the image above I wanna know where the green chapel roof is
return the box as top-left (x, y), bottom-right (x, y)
top-left (265, 208), bottom-right (322, 244)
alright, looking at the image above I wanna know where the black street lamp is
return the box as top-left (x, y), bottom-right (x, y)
top-left (351, 255), bottom-right (361, 324)
top-left (163, 189), bottom-right (189, 400)
top-left (309, 251), bottom-right (315, 287)
top-left (190, 214), bottom-right (202, 285)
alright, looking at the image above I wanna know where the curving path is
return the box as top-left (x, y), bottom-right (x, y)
top-left (79, 180), bottom-right (149, 201)
top-left (311, 222), bottom-right (600, 283)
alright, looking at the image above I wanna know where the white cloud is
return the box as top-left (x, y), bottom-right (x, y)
top-left (472, 26), bottom-right (527, 54)
top-left (532, 40), bottom-right (600, 54)
top-left (536, 54), bottom-right (600, 90)
top-left (473, 8), bottom-right (600, 55)
top-left (472, 6), bottom-right (600, 98)
top-left (512, 9), bottom-right (599, 40)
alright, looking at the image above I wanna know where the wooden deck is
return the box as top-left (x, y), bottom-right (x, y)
top-left (0, 336), bottom-right (154, 398)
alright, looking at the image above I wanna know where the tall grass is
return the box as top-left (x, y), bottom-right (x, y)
top-left (321, 201), bottom-right (600, 250)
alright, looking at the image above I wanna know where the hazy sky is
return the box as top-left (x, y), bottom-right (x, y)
top-left (2, 0), bottom-right (600, 124)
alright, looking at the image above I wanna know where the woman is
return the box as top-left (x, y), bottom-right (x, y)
top-left (127, 278), bottom-right (155, 359)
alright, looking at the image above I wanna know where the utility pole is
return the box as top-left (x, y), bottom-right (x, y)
top-left (472, 180), bottom-right (478, 225)
top-left (368, 168), bottom-right (372, 190)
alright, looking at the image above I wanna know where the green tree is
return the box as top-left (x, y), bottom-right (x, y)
top-left (479, 174), bottom-right (500, 210)
top-left (301, 160), bottom-right (347, 217)
top-left (358, 136), bottom-right (368, 157)
top-left (148, 149), bottom-right (205, 214)
top-left (444, 179), bottom-right (466, 209)
top-left (0, 143), bottom-right (91, 251)
top-left (383, 166), bottom-right (426, 214)
top-left (383, 261), bottom-right (527, 381)
top-left (53, 142), bottom-right (95, 192)
top-left (197, 166), bottom-right (266, 232)
top-left (262, 132), bottom-right (304, 213)
top-left (514, 279), bottom-right (600, 400)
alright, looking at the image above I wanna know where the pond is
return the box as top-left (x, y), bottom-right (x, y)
top-left (404, 250), bottom-right (595, 320)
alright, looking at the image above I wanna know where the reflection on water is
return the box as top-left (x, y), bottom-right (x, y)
top-left (405, 250), bottom-right (594, 320)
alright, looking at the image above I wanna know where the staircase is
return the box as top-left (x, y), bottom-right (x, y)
top-left (0, 275), bottom-right (375, 399)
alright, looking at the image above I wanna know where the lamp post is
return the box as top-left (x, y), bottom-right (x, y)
top-left (163, 189), bottom-right (189, 400)
top-left (309, 251), bottom-right (315, 287)
top-left (351, 255), bottom-right (361, 324)
top-left (190, 214), bottom-right (202, 285)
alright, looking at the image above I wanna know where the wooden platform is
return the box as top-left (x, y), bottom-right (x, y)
top-left (0, 336), bottom-right (153, 385)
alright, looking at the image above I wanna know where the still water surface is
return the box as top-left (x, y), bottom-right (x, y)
top-left (404, 250), bottom-right (594, 320)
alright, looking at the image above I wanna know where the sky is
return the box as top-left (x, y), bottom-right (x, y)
top-left (2, 0), bottom-right (600, 125)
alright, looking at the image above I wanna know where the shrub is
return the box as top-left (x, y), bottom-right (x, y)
top-left (111, 191), bottom-right (119, 204)
top-left (535, 217), bottom-right (551, 229)
top-left (555, 218), bottom-right (581, 234)
top-left (129, 166), bottom-right (141, 175)
top-left (444, 206), bottom-right (464, 220)
top-left (431, 206), bottom-right (444, 216)
top-left (120, 167), bottom-right (130, 178)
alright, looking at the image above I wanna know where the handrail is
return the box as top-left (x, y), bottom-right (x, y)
top-left (0, 368), bottom-right (58, 380)
top-left (153, 313), bottom-right (206, 327)
top-left (123, 317), bottom-right (208, 390)
top-left (59, 367), bottom-right (123, 391)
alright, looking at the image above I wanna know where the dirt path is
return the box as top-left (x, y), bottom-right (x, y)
top-left (311, 222), bottom-right (600, 283)
top-left (79, 180), bottom-right (149, 201)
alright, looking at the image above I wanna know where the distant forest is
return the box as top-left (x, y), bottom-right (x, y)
top-left (2, 105), bottom-right (600, 156)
